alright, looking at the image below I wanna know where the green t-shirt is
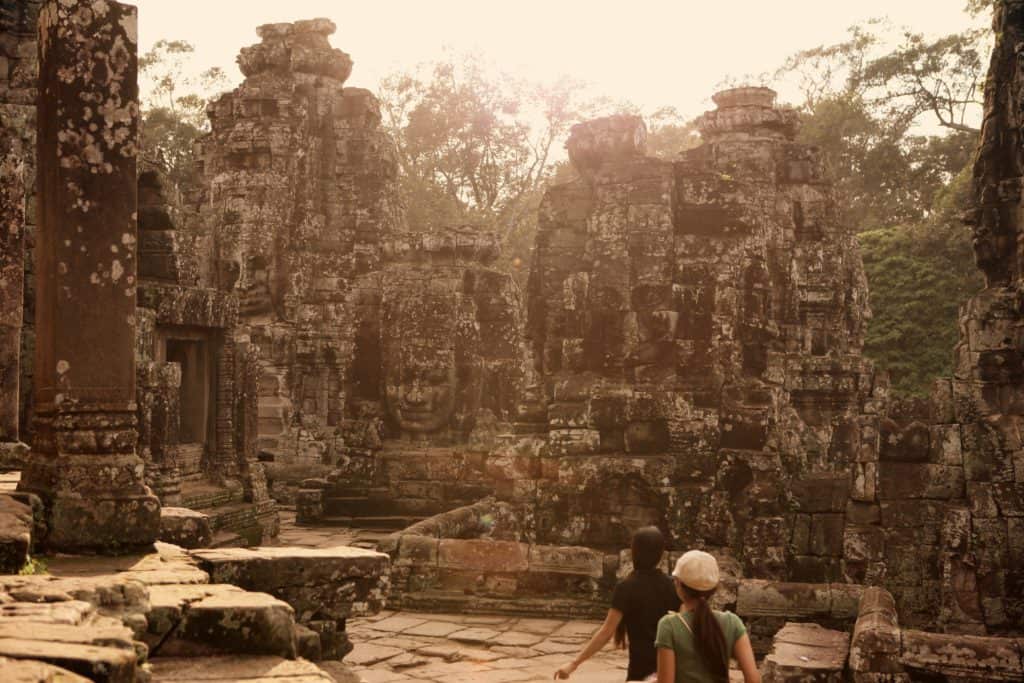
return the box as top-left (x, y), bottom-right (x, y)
top-left (654, 609), bottom-right (747, 683)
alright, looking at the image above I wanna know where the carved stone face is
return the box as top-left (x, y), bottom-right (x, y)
top-left (384, 350), bottom-right (457, 435)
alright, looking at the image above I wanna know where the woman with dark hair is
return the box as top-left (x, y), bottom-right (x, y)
top-left (656, 550), bottom-right (760, 683)
top-left (554, 527), bottom-right (680, 681)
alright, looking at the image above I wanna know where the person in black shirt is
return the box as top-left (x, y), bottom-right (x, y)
top-left (554, 527), bottom-right (681, 681)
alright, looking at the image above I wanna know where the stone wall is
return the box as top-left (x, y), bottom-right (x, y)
top-left (524, 90), bottom-right (879, 571)
top-left (194, 19), bottom-right (406, 467)
top-left (0, 0), bottom-right (40, 464)
top-left (836, 0), bottom-right (1024, 635)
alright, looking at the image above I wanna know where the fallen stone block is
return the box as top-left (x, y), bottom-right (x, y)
top-left (191, 546), bottom-right (390, 622)
top-left (849, 587), bottom-right (902, 675)
top-left (294, 623), bottom-right (321, 661)
top-left (899, 629), bottom-right (1023, 681)
top-left (0, 494), bottom-right (33, 573)
top-left (0, 656), bottom-right (91, 682)
top-left (527, 544), bottom-right (604, 579)
top-left (736, 580), bottom-right (831, 619)
top-left (159, 508), bottom-right (212, 549)
top-left (761, 622), bottom-right (850, 682)
top-left (438, 539), bottom-right (529, 573)
top-left (148, 656), bottom-right (335, 681)
top-left (0, 638), bottom-right (136, 683)
top-left (151, 583), bottom-right (297, 659)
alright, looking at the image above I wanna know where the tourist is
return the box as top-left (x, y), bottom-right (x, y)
top-left (554, 526), bottom-right (680, 681)
top-left (655, 550), bottom-right (760, 683)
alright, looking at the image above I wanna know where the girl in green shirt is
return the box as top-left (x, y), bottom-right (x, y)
top-left (655, 551), bottom-right (760, 683)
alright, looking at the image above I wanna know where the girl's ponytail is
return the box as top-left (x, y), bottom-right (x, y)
top-left (686, 586), bottom-right (729, 682)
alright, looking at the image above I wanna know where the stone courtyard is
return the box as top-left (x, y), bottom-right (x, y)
top-left (0, 0), bottom-right (1023, 681)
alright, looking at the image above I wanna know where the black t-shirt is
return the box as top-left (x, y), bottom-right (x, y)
top-left (611, 568), bottom-right (682, 681)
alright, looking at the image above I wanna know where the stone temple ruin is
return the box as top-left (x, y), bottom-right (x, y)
top-left (0, 0), bottom-right (1022, 681)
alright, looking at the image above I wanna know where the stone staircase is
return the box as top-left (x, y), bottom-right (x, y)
top-left (179, 479), bottom-right (278, 547)
top-left (319, 486), bottom-right (431, 533)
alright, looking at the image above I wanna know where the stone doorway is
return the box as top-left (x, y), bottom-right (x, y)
top-left (161, 331), bottom-right (214, 449)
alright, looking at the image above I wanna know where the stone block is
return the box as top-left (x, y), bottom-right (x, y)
top-left (899, 630), bottom-right (1023, 681)
top-left (762, 622), bottom-right (850, 683)
top-left (192, 546), bottom-right (390, 589)
top-left (0, 639), bottom-right (136, 683)
top-left (792, 475), bottom-right (849, 513)
top-left (809, 513), bottom-right (845, 557)
top-left (156, 584), bottom-right (297, 658)
top-left (396, 534), bottom-right (439, 566)
top-left (0, 493), bottom-right (32, 573)
top-left (879, 420), bottom-right (930, 462)
top-left (0, 657), bottom-right (91, 683)
top-left (148, 656), bottom-right (335, 682)
top-left (159, 507), bottom-right (212, 549)
top-left (438, 539), bottom-right (528, 573)
top-left (850, 587), bottom-right (902, 674)
top-left (294, 623), bottom-right (322, 661)
top-left (527, 544), bottom-right (604, 578)
top-left (878, 462), bottom-right (965, 500)
top-left (736, 580), bottom-right (830, 619)
top-left (843, 525), bottom-right (885, 563)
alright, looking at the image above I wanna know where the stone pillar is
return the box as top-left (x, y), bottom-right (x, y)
top-left (0, 135), bottom-right (24, 444)
top-left (18, 0), bottom-right (159, 551)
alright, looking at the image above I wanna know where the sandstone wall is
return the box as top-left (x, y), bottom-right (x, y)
top-left (524, 90), bottom-right (880, 576)
top-left (195, 19), bottom-right (405, 466)
top-left (0, 0), bottom-right (40, 458)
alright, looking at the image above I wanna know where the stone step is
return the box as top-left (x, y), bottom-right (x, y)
top-left (209, 530), bottom-right (249, 548)
top-left (147, 584), bottom-right (297, 659)
top-left (0, 638), bottom-right (136, 683)
top-left (762, 622), bottom-right (850, 683)
top-left (323, 496), bottom-right (390, 517)
top-left (150, 656), bottom-right (336, 682)
top-left (395, 589), bottom-right (607, 620)
top-left (319, 515), bottom-right (426, 530)
top-left (0, 656), bottom-right (92, 682)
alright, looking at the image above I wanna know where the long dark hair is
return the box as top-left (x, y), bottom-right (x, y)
top-left (679, 582), bottom-right (729, 682)
top-left (614, 526), bottom-right (665, 648)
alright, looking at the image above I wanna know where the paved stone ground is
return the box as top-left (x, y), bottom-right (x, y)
top-left (272, 510), bottom-right (361, 548)
top-left (333, 609), bottom-right (629, 683)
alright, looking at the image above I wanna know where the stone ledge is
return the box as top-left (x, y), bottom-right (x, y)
top-left (899, 630), bottom-right (1024, 681)
top-left (149, 655), bottom-right (336, 682)
top-left (0, 656), bottom-right (91, 682)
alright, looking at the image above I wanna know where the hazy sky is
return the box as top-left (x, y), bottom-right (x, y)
top-left (133, 0), bottom-right (982, 118)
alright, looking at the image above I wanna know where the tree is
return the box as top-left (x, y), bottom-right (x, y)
top-left (773, 5), bottom-right (991, 395)
top-left (138, 40), bottom-right (228, 188)
top-left (859, 169), bottom-right (983, 395)
top-left (644, 106), bottom-right (702, 159)
top-left (378, 53), bottom-right (607, 284)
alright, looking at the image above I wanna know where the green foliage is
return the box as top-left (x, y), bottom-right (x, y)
top-left (378, 53), bottom-right (613, 287)
top-left (19, 557), bottom-right (47, 575)
top-left (138, 39), bottom-right (228, 188)
top-left (859, 169), bottom-right (983, 395)
top-left (776, 13), bottom-right (991, 395)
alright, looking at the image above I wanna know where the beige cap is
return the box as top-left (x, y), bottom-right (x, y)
top-left (672, 550), bottom-right (720, 592)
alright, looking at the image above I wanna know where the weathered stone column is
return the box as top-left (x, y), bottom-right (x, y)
top-left (18, 0), bottom-right (159, 551)
top-left (0, 134), bottom-right (24, 445)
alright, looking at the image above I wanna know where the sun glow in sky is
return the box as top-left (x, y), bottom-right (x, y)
top-left (133, 0), bottom-right (981, 118)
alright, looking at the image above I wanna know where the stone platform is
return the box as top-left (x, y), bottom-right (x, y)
top-left (0, 540), bottom-right (390, 680)
top-left (344, 610), bottom-right (749, 682)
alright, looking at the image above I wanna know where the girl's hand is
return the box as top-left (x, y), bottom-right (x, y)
top-left (554, 662), bottom-right (577, 679)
